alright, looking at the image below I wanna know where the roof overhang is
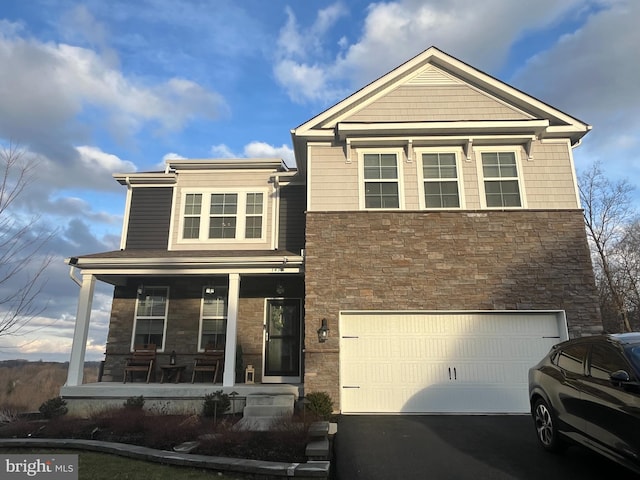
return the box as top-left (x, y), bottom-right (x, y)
top-left (66, 253), bottom-right (304, 286)
top-left (335, 120), bottom-right (552, 140)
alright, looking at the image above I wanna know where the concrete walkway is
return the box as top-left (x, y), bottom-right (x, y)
top-left (0, 438), bottom-right (329, 479)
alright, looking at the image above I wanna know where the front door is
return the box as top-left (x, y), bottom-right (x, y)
top-left (263, 299), bottom-right (301, 383)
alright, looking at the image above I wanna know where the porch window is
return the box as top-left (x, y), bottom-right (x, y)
top-left (133, 287), bottom-right (168, 350)
top-left (421, 152), bottom-right (460, 208)
top-left (481, 152), bottom-right (522, 207)
top-left (199, 286), bottom-right (228, 350)
top-left (363, 152), bottom-right (400, 208)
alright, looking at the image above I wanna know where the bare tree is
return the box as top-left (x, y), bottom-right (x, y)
top-left (579, 162), bottom-right (635, 332)
top-left (0, 144), bottom-right (54, 338)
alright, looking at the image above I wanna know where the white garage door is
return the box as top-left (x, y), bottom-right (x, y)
top-left (339, 311), bottom-right (567, 414)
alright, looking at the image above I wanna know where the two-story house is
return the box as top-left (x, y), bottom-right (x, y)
top-left (63, 46), bottom-right (601, 414)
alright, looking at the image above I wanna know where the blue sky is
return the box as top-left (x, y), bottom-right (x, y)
top-left (0, 0), bottom-right (638, 362)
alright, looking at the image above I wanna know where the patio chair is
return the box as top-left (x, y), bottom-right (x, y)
top-left (123, 344), bottom-right (157, 383)
top-left (191, 346), bottom-right (224, 383)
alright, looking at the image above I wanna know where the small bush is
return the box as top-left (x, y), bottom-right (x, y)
top-left (38, 397), bottom-right (68, 419)
top-left (304, 391), bottom-right (333, 420)
top-left (202, 390), bottom-right (230, 417)
top-left (123, 395), bottom-right (145, 409)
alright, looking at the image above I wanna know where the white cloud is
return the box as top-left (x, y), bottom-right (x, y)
top-left (0, 26), bottom-right (228, 157)
top-left (210, 144), bottom-right (236, 158)
top-left (511, 1), bottom-right (640, 178)
top-left (210, 142), bottom-right (296, 167)
top-left (274, 0), bottom-right (587, 104)
top-left (77, 145), bottom-right (136, 172)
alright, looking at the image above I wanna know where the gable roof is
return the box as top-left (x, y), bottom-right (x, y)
top-left (291, 46), bottom-right (590, 171)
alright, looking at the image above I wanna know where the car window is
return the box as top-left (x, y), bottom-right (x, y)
top-left (556, 343), bottom-right (588, 375)
top-left (629, 346), bottom-right (640, 374)
top-left (589, 344), bottom-right (631, 381)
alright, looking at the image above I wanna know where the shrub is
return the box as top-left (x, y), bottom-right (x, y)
top-left (123, 395), bottom-right (145, 409)
top-left (304, 391), bottom-right (334, 420)
top-left (38, 397), bottom-right (68, 419)
top-left (202, 390), bottom-right (230, 417)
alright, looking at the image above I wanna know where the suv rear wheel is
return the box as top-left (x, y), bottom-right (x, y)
top-left (533, 398), bottom-right (566, 452)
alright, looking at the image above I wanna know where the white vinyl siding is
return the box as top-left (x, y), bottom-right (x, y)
top-left (132, 287), bottom-right (169, 351)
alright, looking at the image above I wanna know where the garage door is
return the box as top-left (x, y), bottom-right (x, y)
top-left (339, 311), bottom-right (567, 414)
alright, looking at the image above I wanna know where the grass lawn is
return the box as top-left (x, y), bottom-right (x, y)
top-left (0, 449), bottom-right (249, 480)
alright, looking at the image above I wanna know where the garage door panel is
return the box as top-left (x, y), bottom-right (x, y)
top-left (340, 311), bottom-right (567, 414)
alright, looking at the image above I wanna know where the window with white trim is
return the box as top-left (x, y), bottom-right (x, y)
top-left (180, 190), bottom-right (266, 242)
top-left (209, 193), bottom-right (238, 239)
top-left (362, 152), bottom-right (400, 208)
top-left (183, 194), bottom-right (202, 239)
top-left (245, 193), bottom-right (264, 239)
top-left (199, 286), bottom-right (228, 350)
top-left (132, 287), bottom-right (168, 350)
top-left (420, 151), bottom-right (461, 208)
top-left (481, 151), bottom-right (522, 207)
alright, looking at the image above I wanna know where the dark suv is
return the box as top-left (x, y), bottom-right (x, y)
top-left (528, 333), bottom-right (640, 474)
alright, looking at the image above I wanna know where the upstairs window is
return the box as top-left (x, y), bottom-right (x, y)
top-left (183, 194), bottom-right (202, 239)
top-left (421, 152), bottom-right (461, 209)
top-left (481, 151), bottom-right (522, 208)
top-left (362, 151), bottom-right (401, 209)
top-left (180, 190), bottom-right (266, 242)
top-left (133, 287), bottom-right (168, 351)
top-left (209, 193), bottom-right (238, 239)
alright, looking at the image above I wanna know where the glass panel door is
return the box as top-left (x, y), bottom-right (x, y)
top-left (263, 299), bottom-right (301, 382)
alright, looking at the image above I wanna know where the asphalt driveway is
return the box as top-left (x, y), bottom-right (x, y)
top-left (334, 415), bottom-right (638, 480)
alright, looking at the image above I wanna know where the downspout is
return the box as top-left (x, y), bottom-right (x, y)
top-left (119, 176), bottom-right (133, 251)
top-left (68, 259), bottom-right (82, 287)
top-left (271, 175), bottom-right (280, 250)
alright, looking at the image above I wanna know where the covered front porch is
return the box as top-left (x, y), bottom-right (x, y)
top-left (60, 382), bottom-right (302, 417)
top-left (64, 250), bottom-right (305, 393)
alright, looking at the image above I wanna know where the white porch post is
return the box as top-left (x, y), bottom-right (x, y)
top-left (223, 273), bottom-right (240, 386)
top-left (66, 273), bottom-right (96, 386)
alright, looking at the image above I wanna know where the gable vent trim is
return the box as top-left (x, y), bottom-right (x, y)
top-left (406, 65), bottom-right (462, 86)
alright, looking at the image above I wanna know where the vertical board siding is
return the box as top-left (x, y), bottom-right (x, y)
top-left (125, 187), bottom-right (172, 249)
top-left (279, 184), bottom-right (306, 253)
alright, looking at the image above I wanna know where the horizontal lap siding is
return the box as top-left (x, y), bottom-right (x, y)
top-left (520, 142), bottom-right (579, 209)
top-left (125, 187), bottom-right (172, 249)
top-left (309, 145), bottom-right (358, 210)
top-left (346, 85), bottom-right (531, 123)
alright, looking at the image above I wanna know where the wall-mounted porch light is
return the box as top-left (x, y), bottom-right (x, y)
top-left (204, 286), bottom-right (216, 295)
top-left (137, 284), bottom-right (144, 296)
top-left (317, 318), bottom-right (329, 343)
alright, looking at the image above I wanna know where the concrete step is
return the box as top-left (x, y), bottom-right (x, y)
top-left (235, 416), bottom-right (277, 431)
top-left (243, 405), bottom-right (293, 418)
top-left (245, 394), bottom-right (295, 407)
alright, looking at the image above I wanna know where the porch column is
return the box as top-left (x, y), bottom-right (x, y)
top-left (66, 273), bottom-right (96, 386)
top-left (223, 273), bottom-right (240, 386)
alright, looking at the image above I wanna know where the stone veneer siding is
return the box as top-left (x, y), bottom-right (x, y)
top-left (303, 210), bottom-right (602, 410)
